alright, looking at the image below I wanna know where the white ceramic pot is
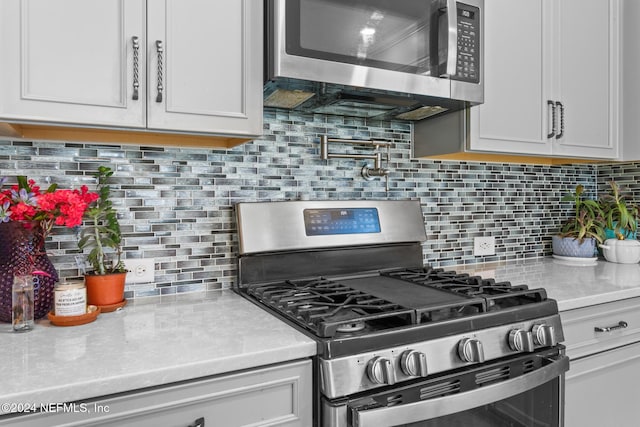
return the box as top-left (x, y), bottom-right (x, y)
top-left (599, 239), bottom-right (640, 264)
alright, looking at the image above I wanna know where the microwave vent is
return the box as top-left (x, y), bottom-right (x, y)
top-left (264, 88), bottom-right (316, 109)
top-left (395, 106), bottom-right (449, 120)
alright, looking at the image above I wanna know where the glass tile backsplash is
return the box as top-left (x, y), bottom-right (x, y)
top-left (0, 109), bottom-right (600, 298)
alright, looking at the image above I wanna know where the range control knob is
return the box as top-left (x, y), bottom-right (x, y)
top-left (400, 350), bottom-right (428, 377)
top-left (508, 329), bottom-right (535, 352)
top-left (458, 338), bottom-right (485, 363)
top-left (532, 324), bottom-right (558, 347)
top-left (367, 356), bottom-right (397, 385)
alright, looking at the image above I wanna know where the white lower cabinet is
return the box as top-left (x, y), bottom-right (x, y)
top-left (565, 342), bottom-right (640, 427)
top-left (0, 360), bottom-right (312, 427)
top-left (562, 297), bottom-right (640, 427)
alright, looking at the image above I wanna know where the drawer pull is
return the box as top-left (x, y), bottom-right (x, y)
top-left (188, 417), bottom-right (204, 427)
top-left (594, 321), bottom-right (628, 333)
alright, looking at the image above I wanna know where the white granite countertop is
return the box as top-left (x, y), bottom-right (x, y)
top-left (448, 256), bottom-right (640, 311)
top-left (0, 290), bottom-right (316, 413)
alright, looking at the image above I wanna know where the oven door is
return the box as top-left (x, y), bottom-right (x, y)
top-left (323, 347), bottom-right (569, 427)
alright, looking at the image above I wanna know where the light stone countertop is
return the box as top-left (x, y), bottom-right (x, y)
top-left (448, 256), bottom-right (640, 311)
top-left (0, 290), bottom-right (316, 413)
top-left (2, 256), bottom-right (639, 414)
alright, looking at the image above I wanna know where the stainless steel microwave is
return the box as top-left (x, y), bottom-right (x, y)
top-left (264, 0), bottom-right (483, 121)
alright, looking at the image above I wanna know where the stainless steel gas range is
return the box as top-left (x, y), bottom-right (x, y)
top-left (235, 200), bottom-right (569, 427)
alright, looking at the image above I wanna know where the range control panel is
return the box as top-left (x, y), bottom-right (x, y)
top-left (303, 208), bottom-right (381, 236)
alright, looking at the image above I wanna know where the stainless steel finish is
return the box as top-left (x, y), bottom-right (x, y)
top-left (533, 323), bottom-right (558, 347)
top-left (547, 100), bottom-right (556, 139)
top-left (267, 0), bottom-right (484, 107)
top-left (319, 314), bottom-right (563, 398)
top-left (555, 101), bottom-right (565, 139)
top-left (155, 40), bottom-right (164, 103)
top-left (458, 337), bottom-right (485, 363)
top-left (236, 200), bottom-right (426, 255)
top-left (132, 36), bottom-right (140, 101)
top-left (509, 329), bottom-right (535, 352)
top-left (413, 107), bottom-right (470, 158)
top-left (361, 163), bottom-right (390, 191)
top-left (320, 136), bottom-right (391, 191)
top-left (366, 357), bottom-right (396, 386)
top-left (595, 320), bottom-right (628, 333)
top-left (349, 354), bottom-right (569, 427)
top-left (400, 350), bottom-right (428, 377)
top-left (444, 0), bottom-right (458, 77)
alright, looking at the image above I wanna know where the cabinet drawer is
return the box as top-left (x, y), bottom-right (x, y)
top-left (561, 297), bottom-right (640, 359)
top-left (0, 360), bottom-right (312, 427)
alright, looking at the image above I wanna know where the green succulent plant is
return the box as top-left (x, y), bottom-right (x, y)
top-left (78, 166), bottom-right (126, 275)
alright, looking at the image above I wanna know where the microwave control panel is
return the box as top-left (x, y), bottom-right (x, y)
top-left (454, 4), bottom-right (480, 83)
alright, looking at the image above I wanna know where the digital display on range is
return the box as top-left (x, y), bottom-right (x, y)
top-left (303, 208), bottom-right (381, 236)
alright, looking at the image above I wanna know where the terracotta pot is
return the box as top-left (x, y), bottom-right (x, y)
top-left (0, 221), bottom-right (58, 322)
top-left (85, 273), bottom-right (126, 306)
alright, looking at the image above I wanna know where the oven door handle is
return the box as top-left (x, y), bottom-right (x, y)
top-left (350, 355), bottom-right (569, 427)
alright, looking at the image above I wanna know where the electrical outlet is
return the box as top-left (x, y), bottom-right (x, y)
top-left (123, 258), bottom-right (155, 284)
top-left (474, 237), bottom-right (496, 256)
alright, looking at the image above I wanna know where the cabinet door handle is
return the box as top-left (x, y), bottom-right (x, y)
top-left (594, 321), bottom-right (628, 333)
top-left (547, 100), bottom-right (556, 139)
top-left (555, 101), bottom-right (564, 139)
top-left (155, 40), bottom-right (164, 103)
top-left (131, 36), bottom-right (140, 101)
top-left (188, 417), bottom-right (205, 427)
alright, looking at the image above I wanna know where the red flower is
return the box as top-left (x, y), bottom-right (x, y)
top-left (0, 176), bottom-right (100, 237)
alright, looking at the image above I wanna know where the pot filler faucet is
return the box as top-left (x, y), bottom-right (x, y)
top-left (320, 135), bottom-right (391, 191)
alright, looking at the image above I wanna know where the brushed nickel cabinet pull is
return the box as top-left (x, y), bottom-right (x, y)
top-left (155, 40), bottom-right (164, 103)
top-left (594, 321), bottom-right (628, 333)
top-left (131, 36), bottom-right (140, 100)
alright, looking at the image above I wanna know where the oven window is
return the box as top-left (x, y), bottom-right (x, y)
top-left (401, 378), bottom-right (560, 427)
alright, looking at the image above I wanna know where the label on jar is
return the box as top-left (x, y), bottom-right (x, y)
top-left (54, 282), bottom-right (87, 316)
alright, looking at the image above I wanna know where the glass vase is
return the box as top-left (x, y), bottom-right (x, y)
top-left (0, 221), bottom-right (58, 322)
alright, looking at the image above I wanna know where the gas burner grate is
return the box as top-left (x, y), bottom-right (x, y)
top-left (384, 267), bottom-right (547, 310)
top-left (248, 277), bottom-right (416, 338)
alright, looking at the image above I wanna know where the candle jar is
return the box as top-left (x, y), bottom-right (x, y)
top-left (54, 281), bottom-right (87, 316)
top-left (12, 275), bottom-right (34, 332)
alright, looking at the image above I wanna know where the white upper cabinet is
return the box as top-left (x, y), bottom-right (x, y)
top-left (0, 0), bottom-right (146, 128)
top-left (0, 0), bottom-right (262, 138)
top-left (470, 0), bottom-right (619, 159)
top-left (146, 0), bottom-right (262, 136)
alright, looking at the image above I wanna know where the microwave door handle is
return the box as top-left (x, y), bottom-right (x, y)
top-left (443, 0), bottom-right (458, 77)
top-left (350, 355), bottom-right (569, 427)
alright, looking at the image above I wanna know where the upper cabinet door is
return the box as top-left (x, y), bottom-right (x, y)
top-left (146, 0), bottom-right (263, 136)
top-left (469, 0), bottom-right (553, 156)
top-left (0, 0), bottom-right (146, 128)
top-left (469, 0), bottom-right (619, 160)
top-left (551, 0), bottom-right (619, 159)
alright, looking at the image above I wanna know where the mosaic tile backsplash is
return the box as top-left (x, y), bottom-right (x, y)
top-left (0, 109), bottom-right (600, 298)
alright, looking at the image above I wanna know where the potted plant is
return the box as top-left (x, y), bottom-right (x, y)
top-left (78, 166), bottom-right (127, 306)
top-left (599, 181), bottom-right (639, 240)
top-left (552, 184), bottom-right (605, 259)
top-left (598, 181), bottom-right (640, 263)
